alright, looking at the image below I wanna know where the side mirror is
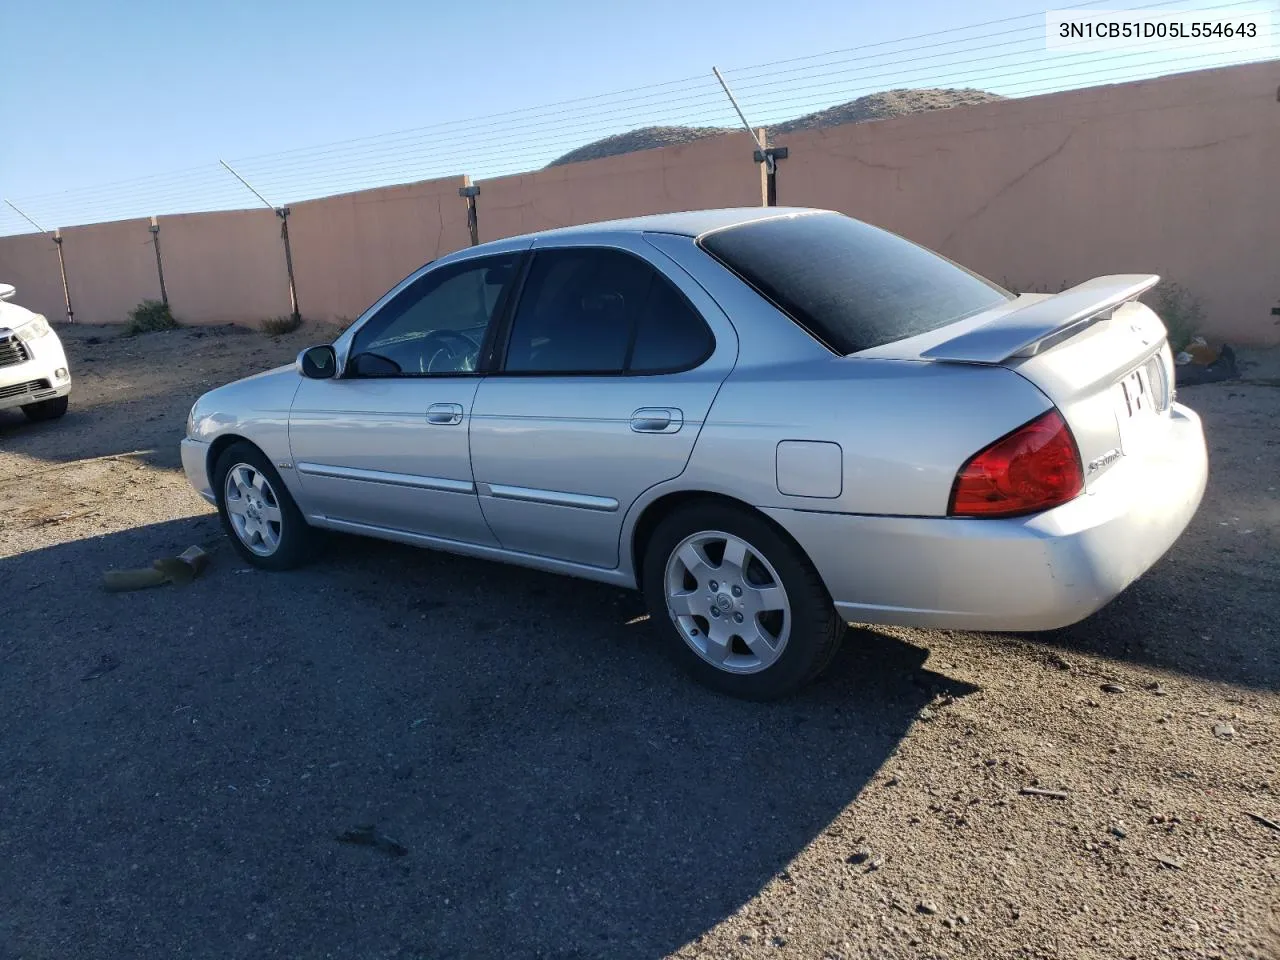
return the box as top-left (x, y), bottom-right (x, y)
top-left (296, 344), bottom-right (337, 380)
top-left (0, 283), bottom-right (15, 302)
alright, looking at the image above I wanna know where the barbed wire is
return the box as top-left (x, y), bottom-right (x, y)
top-left (2, 0), bottom-right (1274, 235)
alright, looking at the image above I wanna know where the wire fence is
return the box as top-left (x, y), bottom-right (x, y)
top-left (2, 0), bottom-right (1276, 236)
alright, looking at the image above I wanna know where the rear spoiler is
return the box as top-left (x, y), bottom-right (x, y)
top-left (922, 274), bottom-right (1160, 363)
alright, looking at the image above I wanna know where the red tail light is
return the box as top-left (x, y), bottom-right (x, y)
top-left (949, 410), bottom-right (1084, 518)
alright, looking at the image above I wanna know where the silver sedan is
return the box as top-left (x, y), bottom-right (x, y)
top-left (181, 208), bottom-right (1207, 699)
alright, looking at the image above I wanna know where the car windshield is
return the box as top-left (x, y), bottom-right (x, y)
top-left (698, 212), bottom-right (1012, 354)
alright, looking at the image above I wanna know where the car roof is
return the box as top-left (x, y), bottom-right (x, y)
top-left (510, 206), bottom-right (828, 242)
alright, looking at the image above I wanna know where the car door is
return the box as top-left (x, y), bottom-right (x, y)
top-left (289, 252), bottom-right (520, 544)
top-left (469, 234), bottom-right (738, 568)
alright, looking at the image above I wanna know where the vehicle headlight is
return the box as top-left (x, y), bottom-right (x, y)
top-left (16, 315), bottom-right (51, 342)
top-left (186, 403), bottom-right (199, 438)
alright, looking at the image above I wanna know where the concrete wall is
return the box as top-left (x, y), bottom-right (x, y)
top-left (476, 131), bottom-right (765, 241)
top-left (288, 176), bottom-right (472, 323)
top-left (776, 61), bottom-right (1280, 346)
top-left (0, 233), bottom-right (66, 322)
top-left (159, 208), bottom-right (293, 325)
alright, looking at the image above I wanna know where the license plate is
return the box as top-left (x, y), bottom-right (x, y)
top-left (1114, 363), bottom-right (1160, 454)
top-left (1117, 367), bottom-right (1154, 420)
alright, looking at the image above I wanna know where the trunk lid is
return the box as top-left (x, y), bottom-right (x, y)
top-left (856, 275), bottom-right (1176, 488)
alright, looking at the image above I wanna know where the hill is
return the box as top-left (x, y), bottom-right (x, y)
top-left (547, 126), bottom-right (729, 167)
top-left (545, 88), bottom-right (1004, 167)
top-left (769, 87), bottom-right (1003, 135)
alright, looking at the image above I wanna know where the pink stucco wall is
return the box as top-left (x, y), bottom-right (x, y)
top-left (0, 233), bottom-right (67, 323)
top-left (776, 61), bottom-right (1280, 346)
top-left (158, 208), bottom-right (293, 325)
top-left (476, 131), bottom-right (765, 241)
top-left (288, 176), bottom-right (472, 323)
top-left (1, 63), bottom-right (1275, 342)
top-left (57, 218), bottom-right (162, 324)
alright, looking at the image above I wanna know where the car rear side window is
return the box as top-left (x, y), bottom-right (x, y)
top-left (699, 212), bottom-right (1011, 354)
top-left (629, 271), bottom-right (713, 373)
top-left (503, 247), bottom-right (713, 375)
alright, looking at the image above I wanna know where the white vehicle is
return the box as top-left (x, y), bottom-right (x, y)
top-left (0, 283), bottom-right (71, 421)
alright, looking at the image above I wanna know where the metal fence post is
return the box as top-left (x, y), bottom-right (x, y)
top-left (459, 179), bottom-right (480, 246)
top-left (277, 207), bottom-right (300, 323)
top-left (149, 216), bottom-right (169, 307)
top-left (53, 230), bottom-right (75, 324)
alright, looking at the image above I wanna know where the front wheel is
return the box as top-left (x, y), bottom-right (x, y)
top-left (642, 502), bottom-right (844, 700)
top-left (213, 441), bottom-right (317, 570)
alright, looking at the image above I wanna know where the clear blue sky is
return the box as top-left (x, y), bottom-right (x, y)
top-left (2, 0), bottom-right (1273, 231)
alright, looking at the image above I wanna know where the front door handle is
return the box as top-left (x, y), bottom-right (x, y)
top-left (426, 402), bottom-right (464, 425)
top-left (630, 407), bottom-right (683, 434)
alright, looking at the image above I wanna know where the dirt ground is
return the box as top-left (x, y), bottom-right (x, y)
top-left (1, 324), bottom-right (1277, 960)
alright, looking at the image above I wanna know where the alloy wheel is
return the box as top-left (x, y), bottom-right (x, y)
top-left (663, 530), bottom-right (791, 674)
top-left (223, 463), bottom-right (284, 557)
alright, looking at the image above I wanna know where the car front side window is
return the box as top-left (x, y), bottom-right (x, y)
top-left (347, 254), bottom-right (519, 377)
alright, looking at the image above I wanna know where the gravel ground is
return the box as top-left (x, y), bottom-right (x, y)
top-left (1, 325), bottom-right (1277, 960)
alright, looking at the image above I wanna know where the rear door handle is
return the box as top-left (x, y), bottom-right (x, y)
top-left (630, 407), bottom-right (683, 434)
top-left (426, 402), bottom-right (464, 425)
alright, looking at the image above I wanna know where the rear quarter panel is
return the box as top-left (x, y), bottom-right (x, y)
top-left (686, 357), bottom-right (1053, 517)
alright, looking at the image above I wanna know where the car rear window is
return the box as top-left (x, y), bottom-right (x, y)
top-left (698, 212), bottom-right (1011, 354)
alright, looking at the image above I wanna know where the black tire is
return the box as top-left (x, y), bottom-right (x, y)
top-left (212, 441), bottom-right (318, 570)
top-left (21, 394), bottom-right (69, 422)
top-left (642, 501), bottom-right (845, 701)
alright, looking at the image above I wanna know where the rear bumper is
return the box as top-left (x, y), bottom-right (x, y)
top-left (181, 438), bottom-right (216, 504)
top-left (765, 402), bottom-right (1207, 631)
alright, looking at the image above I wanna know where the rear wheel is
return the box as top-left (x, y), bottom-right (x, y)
top-left (213, 441), bottom-right (317, 570)
top-left (642, 501), bottom-right (844, 700)
top-left (21, 395), bottom-right (68, 421)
